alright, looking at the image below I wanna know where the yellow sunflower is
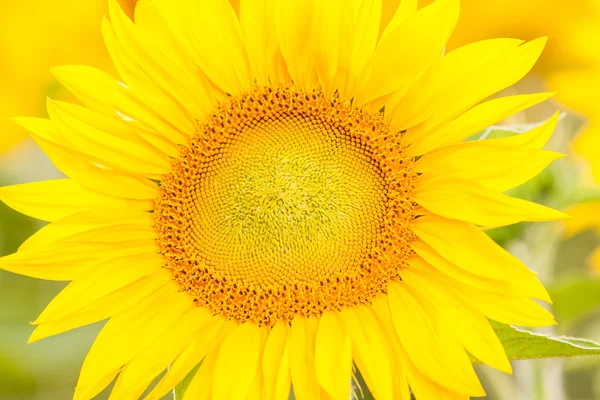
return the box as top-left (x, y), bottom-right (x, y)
top-left (564, 203), bottom-right (600, 273)
top-left (0, 0), bottom-right (567, 399)
top-left (404, 0), bottom-right (600, 180)
top-left (0, 0), bottom-right (138, 153)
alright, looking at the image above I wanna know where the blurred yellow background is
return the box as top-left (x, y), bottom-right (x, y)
top-left (0, 0), bottom-right (599, 399)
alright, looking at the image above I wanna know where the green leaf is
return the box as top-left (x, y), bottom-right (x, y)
top-left (550, 278), bottom-right (600, 324)
top-left (173, 364), bottom-right (201, 400)
top-left (491, 321), bottom-right (600, 360)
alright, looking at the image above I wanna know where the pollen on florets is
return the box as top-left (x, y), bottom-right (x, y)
top-left (154, 85), bottom-right (417, 326)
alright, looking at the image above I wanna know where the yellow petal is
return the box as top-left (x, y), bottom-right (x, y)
top-left (348, 0), bottom-right (382, 90)
top-left (311, 0), bottom-right (354, 96)
top-left (412, 214), bottom-right (534, 279)
top-left (386, 38), bottom-right (523, 131)
top-left (387, 281), bottom-right (485, 396)
top-left (33, 253), bottom-right (164, 325)
top-left (19, 209), bottom-right (152, 252)
top-left (0, 234), bottom-right (156, 281)
top-left (275, 0), bottom-right (319, 89)
top-left (409, 37), bottom-right (547, 137)
top-left (356, 0), bottom-right (459, 105)
top-left (104, 7), bottom-right (196, 137)
top-left (109, 306), bottom-right (212, 400)
top-left (181, 325), bottom-right (236, 400)
top-left (213, 322), bottom-right (264, 400)
top-left (14, 117), bottom-right (159, 201)
top-left (0, 179), bottom-right (150, 223)
top-left (155, 0), bottom-right (252, 95)
top-left (107, 0), bottom-right (220, 126)
top-left (487, 111), bottom-right (560, 150)
top-left (146, 317), bottom-right (228, 400)
top-left (289, 316), bottom-right (322, 400)
top-left (74, 285), bottom-right (192, 400)
top-left (340, 306), bottom-right (395, 400)
top-left (51, 65), bottom-right (187, 145)
top-left (401, 267), bottom-right (512, 374)
top-left (30, 269), bottom-right (173, 343)
top-left (414, 176), bottom-right (568, 226)
top-left (239, 0), bottom-right (289, 85)
top-left (380, 0), bottom-right (417, 41)
top-left (409, 245), bottom-right (551, 302)
top-left (134, 0), bottom-right (226, 112)
top-left (182, 351), bottom-right (218, 400)
top-left (315, 311), bottom-right (352, 400)
top-left (246, 365), bottom-right (266, 400)
top-left (263, 321), bottom-right (292, 400)
top-left (364, 295), bottom-right (411, 400)
top-left (405, 361), bottom-right (470, 400)
top-left (47, 99), bottom-right (172, 178)
top-left (448, 283), bottom-right (556, 327)
top-left (415, 135), bottom-right (562, 192)
top-left (406, 92), bottom-right (555, 156)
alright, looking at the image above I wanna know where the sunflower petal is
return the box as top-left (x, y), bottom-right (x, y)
top-left (356, 0), bottom-right (459, 105)
top-left (74, 285), bottom-right (192, 400)
top-left (311, 0), bottom-right (354, 96)
top-left (409, 37), bottom-right (547, 136)
top-left (146, 317), bottom-right (228, 400)
top-left (155, 0), bottom-right (252, 95)
top-left (104, 3), bottom-right (196, 136)
top-left (19, 209), bottom-right (152, 252)
top-left (239, 0), bottom-right (288, 85)
top-left (487, 111), bottom-right (560, 150)
top-left (380, 0), bottom-right (417, 40)
top-left (412, 214), bottom-right (534, 279)
top-left (33, 253), bottom-right (164, 325)
top-left (263, 321), bottom-right (292, 400)
top-left (14, 117), bottom-right (159, 201)
top-left (51, 65), bottom-right (187, 145)
top-left (212, 322), bottom-right (264, 400)
top-left (275, 0), bottom-right (319, 90)
top-left (414, 176), bottom-right (568, 226)
top-left (289, 316), bottom-right (322, 400)
top-left (349, 0), bottom-right (382, 89)
top-left (134, 0), bottom-right (225, 111)
top-left (47, 99), bottom-right (172, 177)
top-left (449, 284), bottom-right (556, 327)
top-left (386, 38), bottom-right (523, 131)
top-left (315, 311), bottom-right (352, 400)
top-left (415, 135), bottom-right (562, 192)
top-left (29, 269), bottom-right (173, 343)
top-left (387, 281), bottom-right (485, 396)
top-left (0, 235), bottom-right (156, 281)
top-left (0, 179), bottom-right (149, 223)
top-left (340, 306), bottom-right (395, 400)
top-left (408, 246), bottom-right (551, 302)
top-left (406, 93), bottom-right (555, 155)
top-left (109, 306), bottom-right (212, 400)
top-left (401, 267), bottom-right (512, 374)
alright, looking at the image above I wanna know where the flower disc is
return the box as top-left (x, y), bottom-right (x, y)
top-left (155, 86), bottom-right (416, 325)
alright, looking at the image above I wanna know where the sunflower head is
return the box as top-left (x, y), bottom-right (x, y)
top-left (0, 0), bottom-right (567, 399)
top-left (155, 85), bottom-right (417, 327)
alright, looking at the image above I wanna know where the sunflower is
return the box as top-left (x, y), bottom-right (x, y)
top-left (564, 203), bottom-right (600, 273)
top-left (0, 0), bottom-right (566, 399)
top-left (408, 0), bottom-right (600, 181)
top-left (0, 0), bottom-right (138, 153)
top-left (415, 0), bottom-right (597, 73)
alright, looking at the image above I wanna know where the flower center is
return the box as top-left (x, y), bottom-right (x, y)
top-left (155, 86), bottom-right (417, 326)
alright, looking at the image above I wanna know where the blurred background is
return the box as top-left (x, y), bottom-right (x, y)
top-left (1, 0), bottom-right (600, 399)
